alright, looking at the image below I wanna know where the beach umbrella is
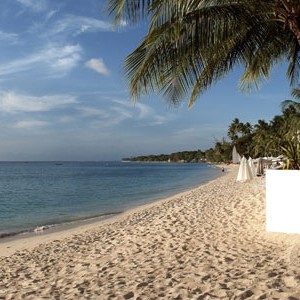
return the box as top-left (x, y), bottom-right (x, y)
top-left (237, 156), bottom-right (254, 182)
top-left (256, 157), bottom-right (264, 176)
top-left (248, 157), bottom-right (256, 177)
top-left (232, 146), bottom-right (241, 164)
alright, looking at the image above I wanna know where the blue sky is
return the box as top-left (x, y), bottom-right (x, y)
top-left (0, 0), bottom-right (293, 161)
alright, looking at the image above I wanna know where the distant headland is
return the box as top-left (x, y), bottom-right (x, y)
top-left (122, 150), bottom-right (206, 163)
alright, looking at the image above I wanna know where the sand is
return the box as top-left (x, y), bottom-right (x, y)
top-left (1, 165), bottom-right (300, 299)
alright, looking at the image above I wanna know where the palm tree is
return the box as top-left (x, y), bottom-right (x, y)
top-left (240, 122), bottom-right (252, 136)
top-left (107, 0), bottom-right (300, 107)
top-left (281, 88), bottom-right (300, 112)
top-left (252, 119), bottom-right (271, 157)
top-left (211, 138), bottom-right (232, 162)
top-left (278, 107), bottom-right (300, 169)
top-left (227, 118), bottom-right (253, 154)
top-left (227, 118), bottom-right (241, 143)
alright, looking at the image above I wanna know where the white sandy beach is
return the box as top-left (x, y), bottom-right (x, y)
top-left (1, 165), bottom-right (300, 299)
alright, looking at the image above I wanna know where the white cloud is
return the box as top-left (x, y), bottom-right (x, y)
top-left (42, 44), bottom-right (82, 74)
top-left (76, 104), bottom-right (132, 128)
top-left (85, 58), bottom-right (110, 76)
top-left (134, 102), bottom-right (153, 119)
top-left (17, 0), bottom-right (47, 12)
top-left (77, 106), bottom-right (110, 118)
top-left (0, 91), bottom-right (77, 113)
top-left (13, 119), bottom-right (49, 129)
top-left (113, 99), bottom-right (175, 125)
top-left (111, 106), bottom-right (133, 119)
top-left (0, 44), bottom-right (82, 77)
top-left (46, 9), bottom-right (59, 21)
top-left (50, 15), bottom-right (111, 36)
top-left (0, 30), bottom-right (19, 44)
top-left (118, 19), bottom-right (128, 28)
top-left (90, 110), bottom-right (132, 128)
top-left (151, 114), bottom-right (175, 125)
top-left (58, 115), bottom-right (76, 124)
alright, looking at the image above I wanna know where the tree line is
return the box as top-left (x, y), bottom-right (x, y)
top-left (212, 101), bottom-right (299, 169)
top-left (123, 150), bottom-right (206, 163)
top-left (123, 102), bottom-right (300, 168)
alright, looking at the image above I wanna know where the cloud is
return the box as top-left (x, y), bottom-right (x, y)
top-left (85, 58), bottom-right (110, 76)
top-left (134, 102), bottom-right (153, 119)
top-left (118, 19), bottom-right (128, 28)
top-left (50, 15), bottom-right (111, 36)
top-left (13, 119), bottom-right (49, 129)
top-left (76, 104), bottom-right (133, 128)
top-left (0, 44), bottom-right (82, 78)
top-left (111, 106), bottom-right (133, 119)
top-left (58, 115), bottom-right (76, 124)
top-left (113, 99), bottom-right (175, 125)
top-left (0, 30), bottom-right (19, 44)
top-left (89, 109), bottom-right (132, 128)
top-left (77, 106), bottom-right (110, 118)
top-left (151, 114), bottom-right (175, 125)
top-left (46, 9), bottom-right (59, 21)
top-left (46, 44), bottom-right (82, 74)
top-left (17, 0), bottom-right (47, 12)
top-left (0, 91), bottom-right (77, 113)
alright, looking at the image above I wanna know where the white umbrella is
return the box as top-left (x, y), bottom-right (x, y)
top-left (232, 146), bottom-right (241, 164)
top-left (237, 156), bottom-right (254, 182)
top-left (248, 157), bottom-right (256, 177)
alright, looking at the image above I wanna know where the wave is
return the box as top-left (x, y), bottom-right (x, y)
top-left (0, 211), bottom-right (122, 240)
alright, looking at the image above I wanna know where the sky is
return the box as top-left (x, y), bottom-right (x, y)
top-left (0, 0), bottom-right (294, 161)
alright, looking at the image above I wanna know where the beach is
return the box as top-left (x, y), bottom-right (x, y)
top-left (1, 165), bottom-right (300, 299)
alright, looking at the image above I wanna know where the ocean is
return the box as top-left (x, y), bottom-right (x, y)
top-left (0, 161), bottom-right (220, 238)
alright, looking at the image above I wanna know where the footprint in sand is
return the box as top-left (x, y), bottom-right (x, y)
top-left (289, 244), bottom-right (300, 268)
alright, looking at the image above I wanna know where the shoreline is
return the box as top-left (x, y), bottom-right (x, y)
top-left (0, 161), bottom-right (221, 242)
top-left (0, 165), bottom-right (226, 257)
top-left (0, 211), bottom-right (123, 240)
top-left (2, 164), bottom-right (300, 299)
top-left (0, 164), bottom-right (222, 250)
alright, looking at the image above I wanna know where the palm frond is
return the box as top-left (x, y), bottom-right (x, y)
top-left (291, 87), bottom-right (300, 99)
top-left (106, 0), bottom-right (300, 106)
top-left (107, 0), bottom-right (155, 25)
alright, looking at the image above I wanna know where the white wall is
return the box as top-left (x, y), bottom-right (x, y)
top-left (266, 170), bottom-right (300, 233)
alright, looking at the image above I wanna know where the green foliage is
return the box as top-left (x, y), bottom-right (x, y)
top-left (227, 118), bottom-right (253, 157)
top-left (123, 150), bottom-right (205, 163)
top-left (107, 0), bottom-right (300, 107)
top-left (124, 96), bottom-right (299, 168)
top-left (281, 143), bottom-right (300, 170)
top-left (227, 101), bottom-right (300, 169)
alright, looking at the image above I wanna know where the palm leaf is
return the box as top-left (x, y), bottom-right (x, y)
top-left (107, 0), bottom-right (300, 106)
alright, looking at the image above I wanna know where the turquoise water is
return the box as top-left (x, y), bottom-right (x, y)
top-left (0, 161), bottom-right (220, 237)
